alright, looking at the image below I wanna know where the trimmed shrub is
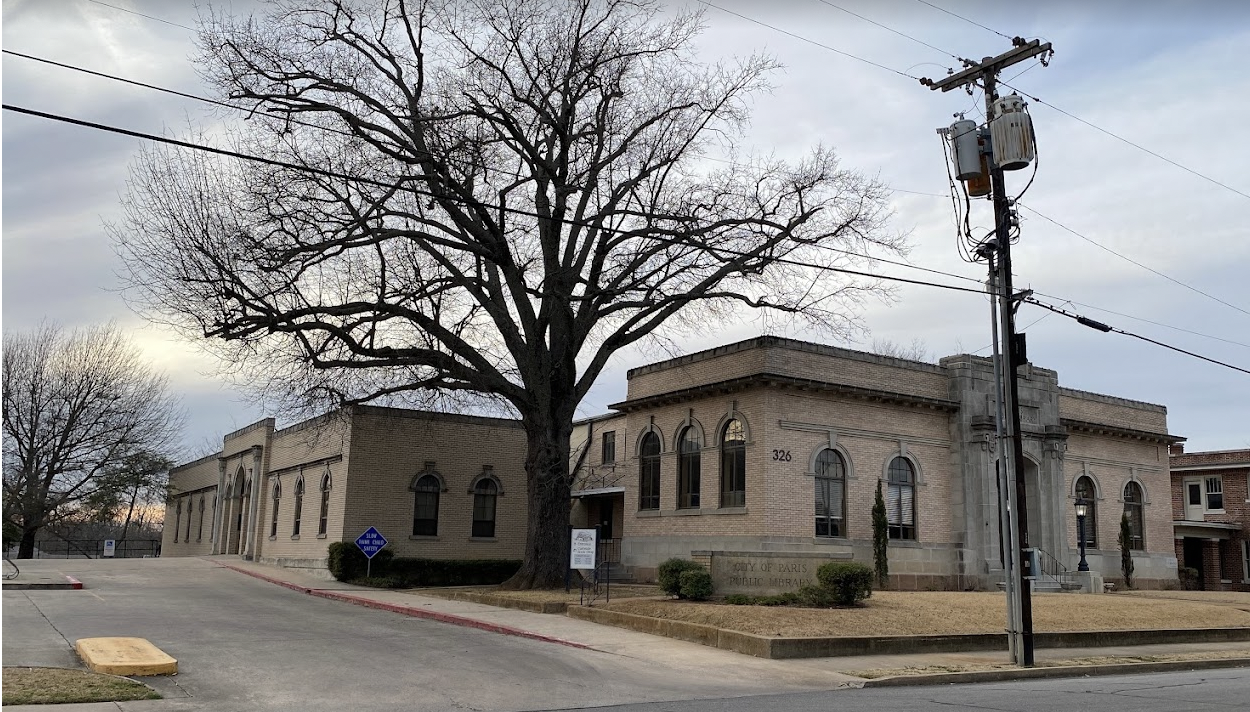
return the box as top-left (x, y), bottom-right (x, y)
top-left (796, 583), bottom-right (840, 608)
top-left (816, 561), bottom-right (874, 605)
top-left (350, 575), bottom-right (407, 589)
top-left (723, 594), bottom-right (752, 605)
top-left (657, 558), bottom-right (705, 597)
top-left (386, 558), bottom-right (521, 586)
top-left (327, 541), bottom-right (393, 581)
top-left (678, 569), bottom-right (713, 601)
top-left (1178, 566), bottom-right (1201, 591)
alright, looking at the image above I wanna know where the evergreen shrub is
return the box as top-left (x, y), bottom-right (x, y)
top-left (816, 561), bottom-right (874, 605)
top-left (678, 568), bottom-right (713, 600)
top-left (657, 558), bottom-right (705, 597)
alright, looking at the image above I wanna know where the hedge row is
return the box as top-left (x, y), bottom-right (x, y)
top-left (326, 541), bottom-right (520, 587)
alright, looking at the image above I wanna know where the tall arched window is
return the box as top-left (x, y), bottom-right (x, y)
top-left (197, 496), bottom-right (206, 542)
top-left (185, 495), bottom-right (194, 541)
top-left (1123, 481), bottom-right (1144, 551)
top-left (472, 480), bottom-right (498, 538)
top-left (174, 499), bottom-right (182, 543)
top-left (677, 427), bottom-right (701, 509)
top-left (639, 432), bottom-right (661, 511)
top-left (815, 449), bottom-right (847, 537)
top-left (719, 419), bottom-right (746, 508)
top-left (270, 482), bottom-right (281, 537)
top-left (292, 477), bottom-right (305, 537)
top-left (1075, 476), bottom-right (1097, 548)
top-left (412, 474), bottom-right (441, 536)
top-left (318, 472), bottom-right (332, 536)
top-left (887, 457), bottom-right (916, 540)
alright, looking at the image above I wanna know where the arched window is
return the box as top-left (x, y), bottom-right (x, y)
top-left (412, 474), bottom-right (441, 536)
top-left (318, 472), bottom-right (332, 536)
top-left (815, 449), bottom-right (847, 537)
top-left (174, 499), bottom-right (182, 543)
top-left (677, 427), bottom-right (701, 509)
top-left (719, 419), bottom-right (746, 508)
top-left (472, 479), bottom-right (498, 538)
top-left (887, 457), bottom-right (917, 540)
top-left (639, 432), bottom-right (661, 511)
top-left (270, 482), bottom-right (281, 537)
top-left (197, 496), bottom-right (206, 542)
top-left (185, 495), bottom-right (194, 541)
top-left (292, 477), bottom-right (305, 537)
top-left (1075, 475), bottom-right (1097, 548)
top-left (1123, 481), bottom-right (1144, 551)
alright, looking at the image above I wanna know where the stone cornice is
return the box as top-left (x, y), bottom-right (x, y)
top-left (611, 372), bottom-right (959, 413)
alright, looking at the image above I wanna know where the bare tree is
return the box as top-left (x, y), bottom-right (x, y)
top-left (2, 322), bottom-right (183, 559)
top-left (113, 0), bottom-right (904, 587)
top-left (872, 337), bottom-right (931, 362)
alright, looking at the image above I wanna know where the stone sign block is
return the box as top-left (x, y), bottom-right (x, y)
top-left (700, 551), bottom-right (853, 596)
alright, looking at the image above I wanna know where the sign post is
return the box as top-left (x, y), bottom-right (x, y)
top-left (569, 528), bottom-right (597, 571)
top-left (102, 539), bottom-right (116, 558)
top-left (354, 527), bottom-right (389, 578)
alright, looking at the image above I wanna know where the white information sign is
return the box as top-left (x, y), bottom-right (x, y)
top-left (102, 539), bottom-right (116, 558)
top-left (570, 528), bottom-right (598, 570)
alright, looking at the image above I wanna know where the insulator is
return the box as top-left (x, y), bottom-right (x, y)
top-left (989, 95), bottom-right (1035, 171)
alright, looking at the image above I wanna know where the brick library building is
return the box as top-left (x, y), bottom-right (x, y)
top-left (162, 336), bottom-right (1189, 590)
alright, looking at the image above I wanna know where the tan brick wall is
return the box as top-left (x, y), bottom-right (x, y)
top-left (1058, 389), bottom-right (1168, 433)
top-left (341, 408), bottom-right (529, 561)
top-left (161, 455), bottom-right (218, 556)
top-left (1064, 433), bottom-right (1172, 557)
top-left (256, 412), bottom-right (350, 562)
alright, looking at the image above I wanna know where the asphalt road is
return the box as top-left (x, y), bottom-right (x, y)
top-left (4, 558), bottom-right (1246, 712)
top-left (3, 558), bottom-right (848, 711)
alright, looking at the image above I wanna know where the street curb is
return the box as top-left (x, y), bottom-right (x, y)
top-left (859, 656), bottom-right (1250, 687)
top-left (66, 576), bottom-right (83, 590)
top-left (215, 563), bottom-right (592, 651)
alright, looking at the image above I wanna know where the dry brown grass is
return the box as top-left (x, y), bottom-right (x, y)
top-left (598, 591), bottom-right (1250, 637)
top-left (2, 667), bottom-right (160, 706)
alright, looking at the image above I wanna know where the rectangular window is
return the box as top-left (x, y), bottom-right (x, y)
top-left (1206, 477), bottom-right (1224, 511)
top-left (1243, 540), bottom-right (1250, 584)
top-left (601, 431), bottom-right (616, 464)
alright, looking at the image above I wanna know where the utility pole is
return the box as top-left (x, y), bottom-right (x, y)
top-left (922, 38), bottom-right (1051, 667)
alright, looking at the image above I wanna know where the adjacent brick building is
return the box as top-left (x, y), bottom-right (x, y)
top-left (1170, 447), bottom-right (1250, 591)
top-left (165, 336), bottom-right (1183, 589)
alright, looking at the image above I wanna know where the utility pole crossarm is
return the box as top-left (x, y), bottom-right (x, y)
top-left (920, 40), bottom-right (1052, 92)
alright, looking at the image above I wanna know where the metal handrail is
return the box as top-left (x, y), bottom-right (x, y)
top-left (1033, 547), bottom-right (1076, 588)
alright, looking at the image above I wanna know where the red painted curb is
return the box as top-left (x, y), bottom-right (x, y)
top-left (65, 576), bottom-right (83, 590)
top-left (215, 562), bottom-right (590, 650)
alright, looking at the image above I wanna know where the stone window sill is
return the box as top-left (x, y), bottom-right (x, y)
top-left (888, 539), bottom-right (922, 548)
top-left (290, 535), bottom-right (300, 541)
top-left (410, 535), bottom-right (440, 541)
top-left (814, 536), bottom-right (851, 545)
top-left (706, 507), bottom-right (748, 516)
top-left (637, 509), bottom-right (661, 518)
top-left (469, 536), bottom-right (498, 542)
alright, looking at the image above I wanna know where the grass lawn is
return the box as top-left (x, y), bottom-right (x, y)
top-left (595, 590), bottom-right (1250, 637)
top-left (414, 583), bottom-right (663, 605)
top-left (2, 667), bottom-right (161, 706)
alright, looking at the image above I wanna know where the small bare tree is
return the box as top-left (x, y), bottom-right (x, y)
top-left (113, 0), bottom-right (904, 587)
top-left (2, 322), bottom-right (183, 558)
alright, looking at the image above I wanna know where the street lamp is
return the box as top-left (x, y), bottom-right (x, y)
top-left (1074, 498), bottom-right (1090, 572)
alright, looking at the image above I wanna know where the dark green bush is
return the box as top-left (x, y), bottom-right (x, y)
top-left (386, 558), bottom-right (521, 586)
top-left (678, 569), bottom-right (714, 601)
top-left (1178, 566), bottom-right (1201, 591)
top-left (796, 583), bottom-right (840, 608)
top-left (657, 558), bottom-right (705, 597)
top-left (816, 561), bottom-right (874, 605)
top-left (350, 575), bottom-right (408, 589)
top-left (327, 541), bottom-right (394, 581)
top-left (724, 594), bottom-right (752, 605)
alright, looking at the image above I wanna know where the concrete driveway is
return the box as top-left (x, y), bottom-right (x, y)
top-left (3, 558), bottom-right (850, 711)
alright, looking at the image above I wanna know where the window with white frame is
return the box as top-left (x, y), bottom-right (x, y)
top-left (1242, 540), bottom-right (1250, 584)
top-left (1205, 477), bottom-right (1224, 511)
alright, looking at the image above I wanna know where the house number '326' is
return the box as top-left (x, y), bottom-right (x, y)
top-left (772, 449), bottom-right (792, 462)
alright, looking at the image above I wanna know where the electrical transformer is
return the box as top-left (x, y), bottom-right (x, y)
top-left (989, 94), bottom-right (1035, 171)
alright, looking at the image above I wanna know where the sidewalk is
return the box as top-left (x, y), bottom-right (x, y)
top-left (214, 558), bottom-right (1250, 685)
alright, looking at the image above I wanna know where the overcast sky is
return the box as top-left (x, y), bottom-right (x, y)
top-left (4, 0), bottom-right (1248, 459)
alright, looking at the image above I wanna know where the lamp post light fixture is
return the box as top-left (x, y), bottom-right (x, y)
top-left (1074, 498), bottom-right (1091, 572)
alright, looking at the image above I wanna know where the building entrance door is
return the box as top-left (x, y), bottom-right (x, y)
top-left (1182, 537), bottom-right (1204, 589)
top-left (1183, 478), bottom-right (1205, 521)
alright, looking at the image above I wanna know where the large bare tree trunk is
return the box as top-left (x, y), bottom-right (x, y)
top-left (502, 418), bottom-right (574, 590)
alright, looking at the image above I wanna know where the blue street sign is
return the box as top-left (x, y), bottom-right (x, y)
top-left (355, 527), bottom-right (388, 559)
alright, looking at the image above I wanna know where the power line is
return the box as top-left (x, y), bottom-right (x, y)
top-left (1018, 202), bottom-right (1250, 318)
top-left (1025, 297), bottom-right (1250, 376)
top-left (913, 0), bottom-right (1014, 41)
top-left (813, 0), bottom-right (963, 63)
top-left (1003, 83), bottom-right (1250, 203)
top-left (86, 0), bottom-right (195, 32)
top-left (2, 102), bottom-right (989, 300)
top-left (1030, 291), bottom-right (1250, 350)
top-left (696, 1), bottom-right (919, 79)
